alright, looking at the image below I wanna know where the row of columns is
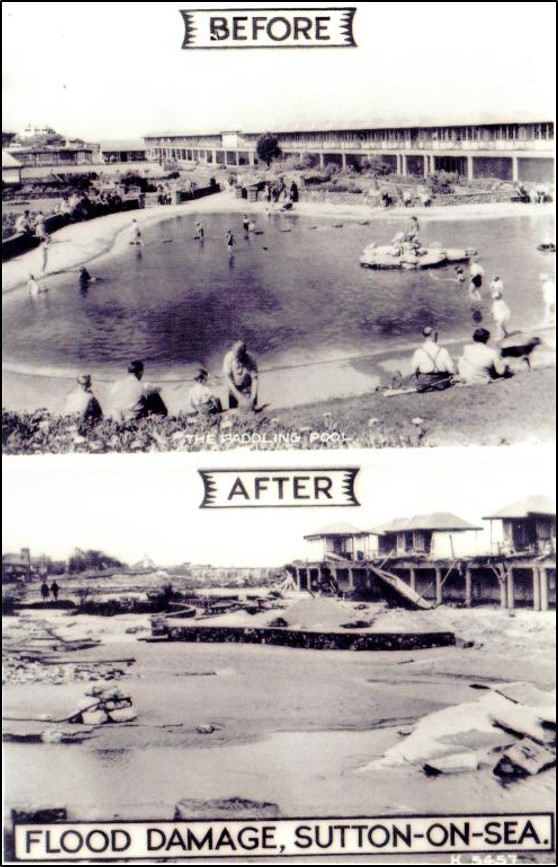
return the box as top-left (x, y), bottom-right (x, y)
top-left (292, 563), bottom-right (553, 610)
top-left (159, 147), bottom-right (523, 182)
top-left (505, 566), bottom-right (551, 611)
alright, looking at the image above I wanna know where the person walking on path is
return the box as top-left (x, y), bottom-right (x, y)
top-left (50, 581), bottom-right (60, 602)
top-left (40, 580), bottom-right (50, 603)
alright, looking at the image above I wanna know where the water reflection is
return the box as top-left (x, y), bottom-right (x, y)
top-left (2, 213), bottom-right (554, 370)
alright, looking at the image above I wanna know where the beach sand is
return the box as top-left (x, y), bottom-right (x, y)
top-left (2, 604), bottom-right (555, 856)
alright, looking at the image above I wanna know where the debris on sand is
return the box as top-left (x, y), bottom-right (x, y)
top-left (423, 752), bottom-right (479, 775)
top-left (493, 737), bottom-right (556, 778)
top-left (360, 681), bottom-right (556, 785)
top-left (276, 597), bottom-right (361, 630)
top-left (174, 796), bottom-right (281, 820)
top-left (68, 687), bottom-right (136, 725)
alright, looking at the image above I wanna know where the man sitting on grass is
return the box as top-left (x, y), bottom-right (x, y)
top-left (457, 328), bottom-right (511, 385)
top-left (110, 361), bottom-right (167, 421)
top-left (188, 367), bottom-right (223, 417)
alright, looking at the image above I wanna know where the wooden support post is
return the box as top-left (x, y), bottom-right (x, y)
top-left (539, 568), bottom-right (549, 611)
top-left (507, 568), bottom-right (515, 609)
top-left (409, 567), bottom-right (416, 591)
top-left (500, 570), bottom-right (508, 608)
top-left (533, 568), bottom-right (541, 611)
top-left (512, 156), bottom-right (519, 183)
top-left (435, 568), bottom-right (443, 605)
top-left (465, 567), bottom-right (472, 607)
top-left (467, 155), bottom-right (474, 181)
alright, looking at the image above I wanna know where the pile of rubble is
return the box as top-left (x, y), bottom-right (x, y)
top-left (362, 681), bottom-right (556, 783)
top-left (3, 658), bottom-right (131, 687)
top-left (68, 686), bottom-right (137, 726)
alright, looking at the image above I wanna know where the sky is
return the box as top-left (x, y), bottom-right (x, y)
top-left (2, 447), bottom-right (555, 567)
top-left (2, 2), bottom-right (556, 141)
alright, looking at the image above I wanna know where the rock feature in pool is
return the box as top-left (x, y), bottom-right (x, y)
top-left (360, 241), bottom-right (477, 270)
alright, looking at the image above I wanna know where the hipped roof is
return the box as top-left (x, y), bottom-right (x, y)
top-left (369, 512), bottom-right (482, 534)
top-left (483, 496), bottom-right (556, 520)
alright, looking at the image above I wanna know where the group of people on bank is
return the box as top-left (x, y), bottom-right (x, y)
top-left (64, 341), bottom-right (259, 423)
top-left (410, 325), bottom-right (512, 391)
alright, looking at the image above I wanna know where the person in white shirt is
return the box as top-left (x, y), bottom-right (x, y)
top-left (27, 273), bottom-right (48, 296)
top-left (489, 275), bottom-right (505, 295)
top-left (222, 341), bottom-right (258, 409)
top-left (110, 361), bottom-right (167, 421)
top-left (64, 374), bottom-right (103, 421)
top-left (410, 327), bottom-right (454, 391)
top-left (188, 368), bottom-right (223, 417)
top-left (457, 328), bottom-right (509, 384)
top-left (491, 291), bottom-right (511, 340)
top-left (129, 219), bottom-right (143, 246)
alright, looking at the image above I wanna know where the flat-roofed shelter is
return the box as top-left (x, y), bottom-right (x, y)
top-left (303, 522), bottom-right (376, 561)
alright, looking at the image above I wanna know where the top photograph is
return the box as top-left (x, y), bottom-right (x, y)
top-left (2, 2), bottom-right (555, 454)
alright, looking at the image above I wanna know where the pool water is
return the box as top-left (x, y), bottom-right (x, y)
top-left (2, 211), bottom-right (554, 375)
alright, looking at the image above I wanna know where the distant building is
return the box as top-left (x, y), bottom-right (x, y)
top-left (6, 143), bottom-right (99, 169)
top-left (2, 549), bottom-right (65, 581)
top-left (145, 117), bottom-right (554, 183)
top-left (2, 548), bottom-right (31, 581)
top-left (99, 139), bottom-right (147, 164)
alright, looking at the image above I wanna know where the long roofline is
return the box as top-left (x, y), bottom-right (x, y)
top-left (144, 116), bottom-right (554, 139)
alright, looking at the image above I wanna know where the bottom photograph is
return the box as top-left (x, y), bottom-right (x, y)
top-left (2, 449), bottom-right (556, 864)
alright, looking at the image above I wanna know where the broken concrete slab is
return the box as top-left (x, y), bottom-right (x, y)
top-left (81, 709), bottom-right (108, 726)
top-left (174, 797), bottom-right (281, 820)
top-left (491, 683), bottom-right (556, 708)
top-left (490, 706), bottom-right (557, 745)
top-left (493, 737), bottom-right (556, 779)
top-left (423, 751), bottom-right (479, 775)
top-left (108, 708), bottom-right (137, 723)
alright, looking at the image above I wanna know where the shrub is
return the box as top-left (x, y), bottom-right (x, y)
top-left (428, 171), bottom-right (459, 194)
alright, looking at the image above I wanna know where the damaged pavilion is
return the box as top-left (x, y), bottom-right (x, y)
top-left (288, 497), bottom-right (556, 611)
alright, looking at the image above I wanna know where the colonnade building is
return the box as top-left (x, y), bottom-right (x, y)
top-left (145, 119), bottom-right (554, 183)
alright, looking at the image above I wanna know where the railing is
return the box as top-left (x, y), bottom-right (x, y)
top-left (279, 139), bottom-right (554, 153)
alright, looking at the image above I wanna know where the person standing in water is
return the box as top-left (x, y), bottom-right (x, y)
top-left (129, 219), bottom-right (144, 246)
